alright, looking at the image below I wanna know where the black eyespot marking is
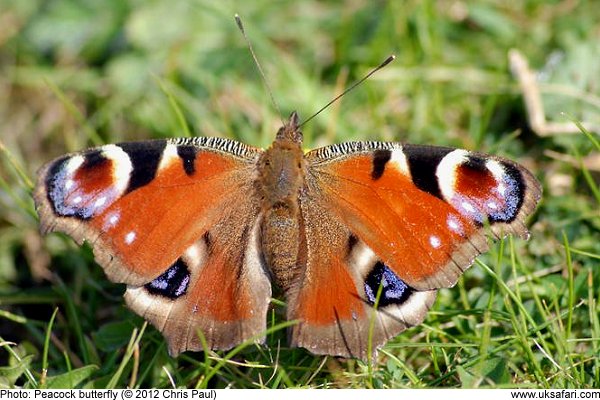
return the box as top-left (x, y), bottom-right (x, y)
top-left (347, 234), bottom-right (358, 255)
top-left (364, 262), bottom-right (413, 307)
top-left (177, 146), bottom-right (198, 176)
top-left (371, 150), bottom-right (392, 180)
top-left (145, 259), bottom-right (190, 299)
top-left (202, 231), bottom-right (212, 253)
top-left (119, 141), bottom-right (167, 193)
top-left (81, 150), bottom-right (109, 170)
top-left (463, 155), bottom-right (487, 172)
top-left (404, 144), bottom-right (454, 199)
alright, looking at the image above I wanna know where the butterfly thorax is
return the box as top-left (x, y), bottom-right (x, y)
top-left (257, 113), bottom-right (306, 292)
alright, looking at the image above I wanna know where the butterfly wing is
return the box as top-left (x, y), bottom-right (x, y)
top-left (288, 191), bottom-right (437, 359)
top-left (34, 138), bottom-right (272, 355)
top-left (287, 142), bottom-right (541, 359)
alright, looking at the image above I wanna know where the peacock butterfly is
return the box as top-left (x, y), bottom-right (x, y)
top-left (33, 109), bottom-right (541, 360)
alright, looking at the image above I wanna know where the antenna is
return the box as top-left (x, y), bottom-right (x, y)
top-left (298, 55), bottom-right (396, 128)
top-left (234, 14), bottom-right (285, 126)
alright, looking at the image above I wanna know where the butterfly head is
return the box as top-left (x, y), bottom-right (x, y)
top-left (276, 111), bottom-right (303, 144)
top-left (258, 111), bottom-right (306, 205)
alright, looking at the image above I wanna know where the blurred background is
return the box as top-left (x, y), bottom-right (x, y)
top-left (0, 0), bottom-right (599, 389)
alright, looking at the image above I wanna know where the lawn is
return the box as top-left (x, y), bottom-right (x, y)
top-left (0, 0), bottom-right (599, 389)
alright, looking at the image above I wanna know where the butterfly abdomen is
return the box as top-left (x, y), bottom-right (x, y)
top-left (257, 125), bottom-right (307, 292)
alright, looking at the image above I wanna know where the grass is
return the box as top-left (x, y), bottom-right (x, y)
top-left (1, 0), bottom-right (599, 389)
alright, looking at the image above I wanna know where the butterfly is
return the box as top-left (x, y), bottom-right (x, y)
top-left (33, 111), bottom-right (541, 360)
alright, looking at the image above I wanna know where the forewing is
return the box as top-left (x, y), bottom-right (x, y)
top-left (34, 137), bottom-right (272, 354)
top-left (305, 142), bottom-right (541, 290)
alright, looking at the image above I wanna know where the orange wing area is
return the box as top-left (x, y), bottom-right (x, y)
top-left (189, 250), bottom-right (253, 321)
top-left (292, 251), bottom-right (365, 326)
top-left (309, 153), bottom-right (480, 290)
top-left (90, 152), bottom-right (248, 284)
top-left (34, 141), bottom-right (261, 286)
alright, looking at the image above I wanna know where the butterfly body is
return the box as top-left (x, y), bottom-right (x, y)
top-left (34, 112), bottom-right (541, 360)
top-left (258, 112), bottom-right (306, 292)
